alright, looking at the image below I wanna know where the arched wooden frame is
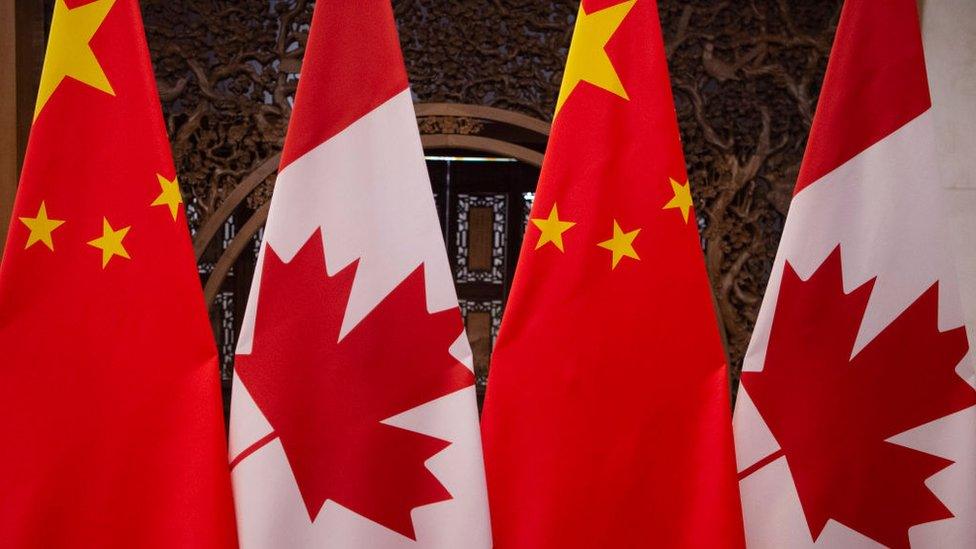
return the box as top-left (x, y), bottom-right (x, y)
top-left (195, 102), bottom-right (550, 306)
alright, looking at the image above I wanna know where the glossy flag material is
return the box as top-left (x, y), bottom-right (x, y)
top-left (227, 1), bottom-right (491, 547)
top-left (480, 1), bottom-right (745, 547)
top-left (733, 1), bottom-right (976, 547)
top-left (0, 0), bottom-right (237, 546)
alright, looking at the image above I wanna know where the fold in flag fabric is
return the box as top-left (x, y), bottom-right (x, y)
top-left (0, 0), bottom-right (237, 546)
top-left (480, 0), bottom-right (745, 546)
top-left (733, 1), bottom-right (976, 547)
top-left (227, 1), bottom-right (491, 547)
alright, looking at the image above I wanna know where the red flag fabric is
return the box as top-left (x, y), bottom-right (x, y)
top-left (227, 1), bottom-right (491, 546)
top-left (0, 0), bottom-right (237, 546)
top-left (480, 0), bottom-right (744, 547)
top-left (733, 1), bottom-right (976, 547)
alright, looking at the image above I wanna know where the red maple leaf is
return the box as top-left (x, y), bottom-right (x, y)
top-left (741, 247), bottom-right (976, 548)
top-left (234, 229), bottom-right (474, 539)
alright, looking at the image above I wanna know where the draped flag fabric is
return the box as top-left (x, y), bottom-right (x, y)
top-left (480, 1), bottom-right (745, 547)
top-left (733, 1), bottom-right (976, 547)
top-left (227, 1), bottom-right (491, 547)
top-left (0, 0), bottom-right (237, 546)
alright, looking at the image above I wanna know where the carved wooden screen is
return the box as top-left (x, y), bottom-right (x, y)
top-left (128, 0), bottom-right (842, 407)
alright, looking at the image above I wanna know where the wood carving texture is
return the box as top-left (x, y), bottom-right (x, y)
top-left (140, 0), bottom-right (841, 381)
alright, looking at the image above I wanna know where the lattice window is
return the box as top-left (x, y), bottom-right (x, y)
top-left (521, 191), bottom-right (535, 237)
top-left (459, 299), bottom-right (505, 402)
top-left (454, 193), bottom-right (507, 284)
top-left (215, 291), bottom-right (237, 381)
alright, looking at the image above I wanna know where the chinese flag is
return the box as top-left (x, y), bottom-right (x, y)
top-left (480, 1), bottom-right (745, 547)
top-left (733, 1), bottom-right (976, 547)
top-left (0, 1), bottom-right (237, 546)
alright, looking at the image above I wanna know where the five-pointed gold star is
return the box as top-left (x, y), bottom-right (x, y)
top-left (34, 0), bottom-right (117, 120)
top-left (87, 217), bottom-right (131, 268)
top-left (554, 0), bottom-right (636, 116)
top-left (663, 177), bottom-right (694, 223)
top-left (532, 203), bottom-right (576, 252)
top-left (151, 174), bottom-right (184, 220)
top-left (597, 219), bottom-right (640, 269)
top-left (19, 201), bottom-right (66, 251)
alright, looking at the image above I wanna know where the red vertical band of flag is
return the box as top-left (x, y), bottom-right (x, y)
top-left (278, 0), bottom-right (408, 169)
top-left (793, 0), bottom-right (930, 194)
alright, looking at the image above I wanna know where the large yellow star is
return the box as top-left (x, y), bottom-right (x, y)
top-left (597, 219), bottom-right (640, 269)
top-left (531, 203), bottom-right (576, 252)
top-left (554, 0), bottom-right (636, 116)
top-left (19, 201), bottom-right (66, 251)
top-left (151, 174), bottom-right (184, 220)
top-left (663, 177), bottom-right (694, 223)
top-left (34, 0), bottom-right (116, 120)
top-left (87, 217), bottom-right (131, 268)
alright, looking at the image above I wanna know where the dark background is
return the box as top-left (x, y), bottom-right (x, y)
top-left (14, 0), bottom-right (844, 408)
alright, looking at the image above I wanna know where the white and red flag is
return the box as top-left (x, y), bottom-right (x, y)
top-left (733, 0), bottom-right (976, 547)
top-left (227, 1), bottom-right (491, 547)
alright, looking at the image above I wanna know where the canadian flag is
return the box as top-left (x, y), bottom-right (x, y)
top-left (733, 1), bottom-right (976, 548)
top-left (227, 1), bottom-right (491, 547)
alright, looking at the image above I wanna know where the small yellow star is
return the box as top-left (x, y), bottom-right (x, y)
top-left (531, 203), bottom-right (576, 252)
top-left (19, 201), bottom-right (66, 251)
top-left (151, 174), bottom-right (183, 220)
top-left (663, 177), bottom-right (694, 223)
top-left (597, 219), bottom-right (640, 269)
top-left (34, 0), bottom-right (117, 120)
top-left (87, 217), bottom-right (131, 268)
top-left (554, 0), bottom-right (636, 116)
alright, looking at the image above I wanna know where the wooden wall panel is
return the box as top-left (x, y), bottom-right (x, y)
top-left (2, 0), bottom-right (46, 254)
top-left (467, 206), bottom-right (494, 272)
top-left (0, 0), bottom-right (16, 251)
top-left (15, 0), bottom-right (44, 174)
